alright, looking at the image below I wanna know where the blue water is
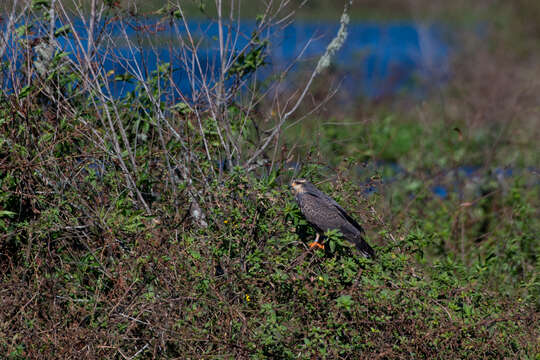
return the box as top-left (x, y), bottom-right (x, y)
top-left (353, 162), bottom-right (538, 199)
top-left (2, 17), bottom-right (451, 100)
top-left (271, 21), bottom-right (451, 98)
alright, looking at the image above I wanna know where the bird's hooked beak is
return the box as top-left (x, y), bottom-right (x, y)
top-left (290, 179), bottom-right (306, 194)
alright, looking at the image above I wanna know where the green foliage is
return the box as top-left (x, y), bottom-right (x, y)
top-left (6, 145), bottom-right (536, 358)
top-left (227, 37), bottom-right (269, 80)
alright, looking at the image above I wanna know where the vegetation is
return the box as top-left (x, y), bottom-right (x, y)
top-left (0, 0), bottom-right (538, 358)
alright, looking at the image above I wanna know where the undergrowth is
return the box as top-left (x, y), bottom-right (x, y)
top-left (1, 152), bottom-right (538, 358)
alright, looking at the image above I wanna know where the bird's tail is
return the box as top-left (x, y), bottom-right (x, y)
top-left (353, 235), bottom-right (375, 259)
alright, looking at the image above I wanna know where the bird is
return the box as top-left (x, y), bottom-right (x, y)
top-left (290, 179), bottom-right (375, 258)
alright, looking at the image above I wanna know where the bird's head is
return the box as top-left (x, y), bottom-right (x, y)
top-left (290, 179), bottom-right (309, 194)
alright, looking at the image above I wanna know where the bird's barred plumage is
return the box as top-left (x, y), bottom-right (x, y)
top-left (291, 179), bottom-right (375, 258)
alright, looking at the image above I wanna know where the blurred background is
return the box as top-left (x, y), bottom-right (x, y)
top-left (112, 0), bottom-right (539, 206)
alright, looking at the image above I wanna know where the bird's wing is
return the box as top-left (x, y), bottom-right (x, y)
top-left (304, 188), bottom-right (365, 234)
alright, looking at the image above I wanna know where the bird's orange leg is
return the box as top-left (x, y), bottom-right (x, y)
top-left (309, 233), bottom-right (325, 249)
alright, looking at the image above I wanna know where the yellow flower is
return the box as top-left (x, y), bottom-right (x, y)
top-left (245, 294), bottom-right (250, 302)
top-left (318, 276), bottom-right (324, 281)
top-left (224, 220), bottom-right (228, 224)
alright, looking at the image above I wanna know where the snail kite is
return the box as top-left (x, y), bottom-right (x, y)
top-left (291, 179), bottom-right (375, 258)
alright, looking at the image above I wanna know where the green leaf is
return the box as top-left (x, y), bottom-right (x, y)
top-left (38, 132), bottom-right (53, 145)
top-left (336, 295), bottom-right (354, 310)
top-left (54, 24), bottom-right (71, 38)
top-left (32, 0), bottom-right (50, 10)
top-left (0, 210), bottom-right (16, 218)
top-left (15, 24), bottom-right (31, 37)
top-left (18, 85), bottom-right (32, 99)
top-left (172, 102), bottom-right (191, 114)
top-left (173, 9), bottom-right (183, 19)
